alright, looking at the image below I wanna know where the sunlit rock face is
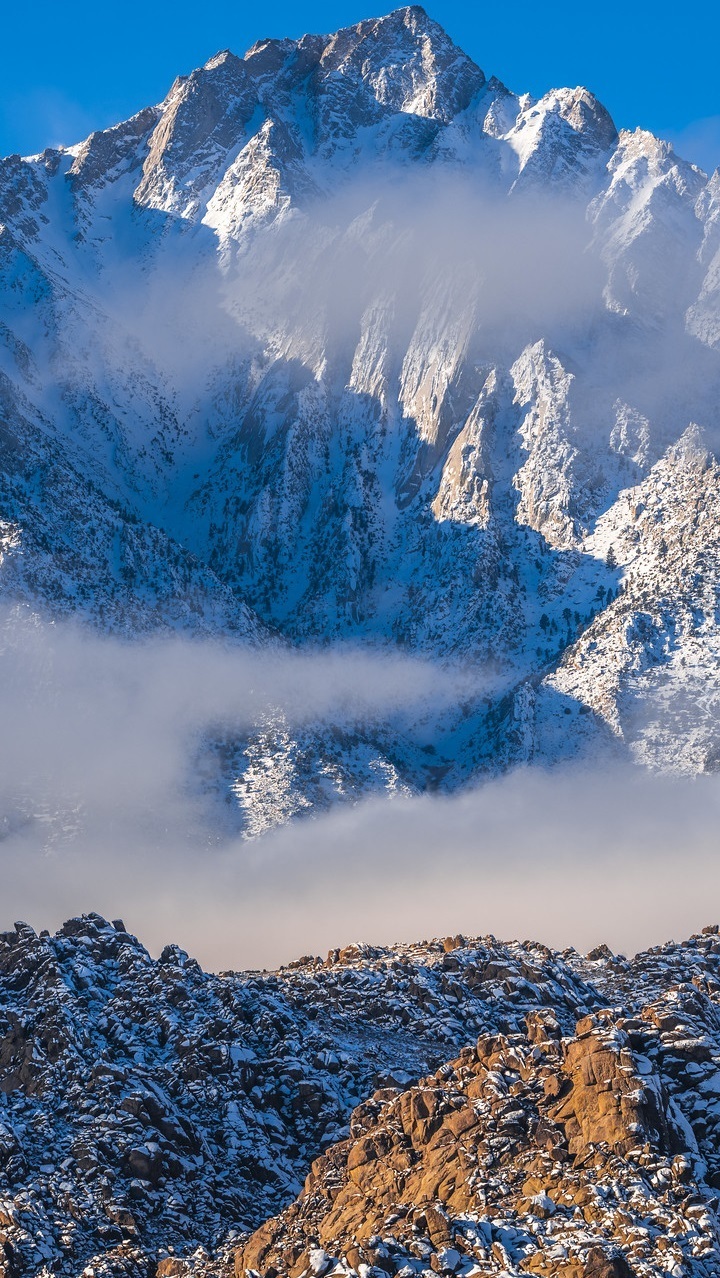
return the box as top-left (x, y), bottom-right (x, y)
top-left (3, 4), bottom-right (720, 834)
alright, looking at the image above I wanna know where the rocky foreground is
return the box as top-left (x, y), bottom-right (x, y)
top-left (1, 920), bottom-right (720, 1274)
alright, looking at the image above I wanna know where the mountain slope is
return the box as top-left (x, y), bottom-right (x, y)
top-left (2, 6), bottom-right (720, 824)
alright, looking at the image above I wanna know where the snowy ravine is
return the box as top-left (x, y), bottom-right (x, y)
top-left (3, 4), bottom-right (720, 830)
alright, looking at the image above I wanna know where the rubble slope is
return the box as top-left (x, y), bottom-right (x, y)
top-left (3, 918), bottom-right (720, 1276)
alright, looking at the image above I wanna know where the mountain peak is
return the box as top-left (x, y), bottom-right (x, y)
top-left (314, 5), bottom-right (486, 123)
top-left (203, 48), bottom-right (243, 72)
top-left (2, 8), bottom-right (720, 817)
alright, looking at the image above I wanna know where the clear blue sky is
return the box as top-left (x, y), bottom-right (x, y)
top-left (2, 0), bottom-right (719, 171)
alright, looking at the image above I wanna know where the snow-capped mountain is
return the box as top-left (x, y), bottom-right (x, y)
top-left (2, 5), bottom-right (720, 831)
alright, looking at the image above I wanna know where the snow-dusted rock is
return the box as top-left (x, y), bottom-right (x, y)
top-left (4, 915), bottom-right (720, 1276)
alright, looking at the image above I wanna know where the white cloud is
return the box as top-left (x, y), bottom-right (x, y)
top-left (1, 610), bottom-right (718, 971)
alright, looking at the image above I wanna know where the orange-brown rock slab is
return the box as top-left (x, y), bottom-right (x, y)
top-left (521, 1246), bottom-right (634, 1277)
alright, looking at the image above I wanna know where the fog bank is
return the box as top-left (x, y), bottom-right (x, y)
top-left (0, 611), bottom-right (718, 970)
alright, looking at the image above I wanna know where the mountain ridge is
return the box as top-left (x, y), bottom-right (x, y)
top-left (2, 6), bottom-right (720, 830)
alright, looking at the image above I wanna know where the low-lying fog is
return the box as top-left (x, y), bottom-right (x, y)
top-left (1, 610), bottom-right (717, 970)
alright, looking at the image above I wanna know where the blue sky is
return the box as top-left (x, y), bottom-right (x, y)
top-left (1, 0), bottom-right (719, 170)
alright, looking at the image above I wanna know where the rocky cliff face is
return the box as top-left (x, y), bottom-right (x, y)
top-left (236, 1017), bottom-right (694, 1278)
top-left (2, 5), bottom-right (720, 819)
top-left (3, 917), bottom-right (720, 1276)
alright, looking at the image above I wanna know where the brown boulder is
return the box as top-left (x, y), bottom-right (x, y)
top-left (156, 1260), bottom-right (189, 1278)
top-left (235, 1217), bottom-right (285, 1277)
top-left (549, 1026), bottom-right (673, 1159)
top-left (522, 1246), bottom-right (633, 1277)
top-left (420, 1205), bottom-right (452, 1248)
top-left (583, 1248), bottom-right (634, 1278)
top-left (442, 935), bottom-right (466, 953)
top-left (397, 1087), bottom-right (445, 1145)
